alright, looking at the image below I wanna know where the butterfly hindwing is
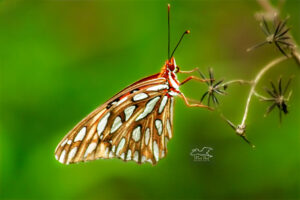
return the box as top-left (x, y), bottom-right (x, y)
top-left (55, 76), bottom-right (174, 165)
top-left (108, 93), bottom-right (174, 164)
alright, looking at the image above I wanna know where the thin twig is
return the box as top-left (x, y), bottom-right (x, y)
top-left (286, 90), bottom-right (293, 101)
top-left (215, 79), bottom-right (253, 89)
top-left (255, 0), bottom-right (279, 21)
top-left (253, 90), bottom-right (270, 100)
top-left (257, 0), bottom-right (278, 15)
top-left (238, 56), bottom-right (288, 129)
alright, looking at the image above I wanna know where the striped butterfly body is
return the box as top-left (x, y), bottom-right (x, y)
top-left (55, 5), bottom-right (209, 165)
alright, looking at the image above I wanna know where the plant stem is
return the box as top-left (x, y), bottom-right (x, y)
top-left (253, 90), bottom-right (270, 100)
top-left (216, 79), bottom-right (252, 89)
top-left (257, 0), bottom-right (278, 15)
top-left (239, 56), bottom-right (288, 128)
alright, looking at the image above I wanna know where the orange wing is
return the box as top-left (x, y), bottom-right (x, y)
top-left (55, 75), bottom-right (174, 165)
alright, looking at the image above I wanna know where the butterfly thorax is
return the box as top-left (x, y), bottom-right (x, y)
top-left (159, 57), bottom-right (180, 96)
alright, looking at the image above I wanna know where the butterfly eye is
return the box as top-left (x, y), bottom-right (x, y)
top-left (168, 64), bottom-right (175, 71)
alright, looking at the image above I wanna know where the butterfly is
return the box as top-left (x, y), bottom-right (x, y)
top-left (55, 4), bottom-right (210, 165)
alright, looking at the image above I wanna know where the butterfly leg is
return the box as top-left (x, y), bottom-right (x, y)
top-left (180, 76), bottom-right (208, 85)
top-left (178, 67), bottom-right (200, 74)
top-left (179, 68), bottom-right (212, 83)
top-left (179, 92), bottom-right (213, 110)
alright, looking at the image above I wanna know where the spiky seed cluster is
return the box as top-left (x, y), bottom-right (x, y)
top-left (199, 68), bottom-right (227, 106)
top-left (262, 77), bottom-right (292, 123)
top-left (247, 17), bottom-right (295, 56)
top-left (220, 115), bottom-right (255, 148)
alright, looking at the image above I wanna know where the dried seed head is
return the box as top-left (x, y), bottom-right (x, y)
top-left (220, 115), bottom-right (255, 148)
top-left (247, 17), bottom-right (294, 56)
top-left (262, 77), bottom-right (292, 123)
top-left (199, 68), bottom-right (226, 107)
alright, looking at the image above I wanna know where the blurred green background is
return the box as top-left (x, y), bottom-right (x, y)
top-left (1, 0), bottom-right (300, 199)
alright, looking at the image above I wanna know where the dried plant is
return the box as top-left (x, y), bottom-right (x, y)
top-left (199, 68), bottom-right (227, 106)
top-left (261, 77), bottom-right (292, 122)
top-left (204, 0), bottom-right (299, 147)
top-left (247, 17), bottom-right (295, 56)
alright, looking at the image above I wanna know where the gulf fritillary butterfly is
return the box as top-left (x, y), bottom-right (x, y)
top-left (55, 4), bottom-right (210, 165)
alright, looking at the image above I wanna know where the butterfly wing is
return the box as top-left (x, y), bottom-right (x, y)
top-left (55, 75), bottom-right (174, 165)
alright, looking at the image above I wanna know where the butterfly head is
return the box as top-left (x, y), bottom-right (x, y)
top-left (166, 57), bottom-right (179, 73)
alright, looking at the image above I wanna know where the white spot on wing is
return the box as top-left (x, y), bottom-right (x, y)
top-left (141, 156), bottom-right (146, 163)
top-left (168, 71), bottom-right (180, 90)
top-left (126, 149), bottom-right (132, 160)
top-left (147, 159), bottom-right (153, 164)
top-left (91, 109), bottom-right (105, 124)
top-left (97, 112), bottom-right (110, 137)
top-left (74, 127), bottom-right (86, 142)
top-left (168, 91), bottom-right (178, 96)
top-left (133, 93), bottom-right (148, 101)
top-left (68, 147), bottom-right (78, 160)
top-left (159, 96), bottom-right (168, 113)
top-left (110, 116), bottom-right (122, 133)
top-left (153, 141), bottom-right (159, 162)
top-left (155, 120), bottom-right (163, 135)
top-left (120, 153), bottom-right (125, 160)
top-left (136, 96), bottom-right (160, 121)
top-left (161, 150), bottom-right (165, 158)
top-left (133, 151), bottom-right (139, 162)
top-left (59, 150), bottom-right (66, 163)
top-left (112, 145), bottom-right (116, 153)
top-left (67, 140), bottom-right (72, 145)
top-left (84, 142), bottom-right (97, 157)
top-left (145, 128), bottom-right (150, 145)
top-left (146, 84), bottom-right (169, 91)
top-left (116, 138), bottom-right (126, 155)
top-left (167, 119), bottom-right (172, 138)
top-left (124, 106), bottom-right (136, 121)
top-left (105, 147), bottom-right (109, 157)
top-left (61, 139), bottom-right (68, 147)
top-left (165, 137), bottom-right (169, 147)
top-left (116, 97), bottom-right (128, 106)
top-left (131, 89), bottom-right (139, 93)
top-left (132, 126), bottom-right (141, 142)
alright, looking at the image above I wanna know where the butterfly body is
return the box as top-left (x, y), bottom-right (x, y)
top-left (160, 58), bottom-right (181, 96)
top-left (55, 58), bottom-right (184, 165)
top-left (55, 5), bottom-right (209, 166)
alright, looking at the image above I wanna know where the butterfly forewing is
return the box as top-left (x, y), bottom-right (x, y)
top-left (55, 75), bottom-right (174, 165)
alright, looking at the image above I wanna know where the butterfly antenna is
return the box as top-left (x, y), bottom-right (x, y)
top-left (170, 30), bottom-right (190, 59)
top-left (168, 4), bottom-right (171, 60)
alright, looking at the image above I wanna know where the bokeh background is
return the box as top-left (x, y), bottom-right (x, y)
top-left (1, 0), bottom-right (300, 199)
